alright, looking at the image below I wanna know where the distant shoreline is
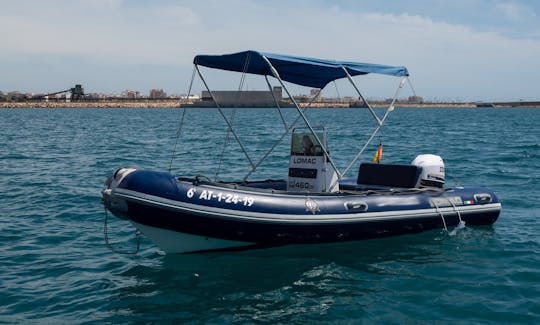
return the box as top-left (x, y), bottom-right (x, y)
top-left (1, 101), bottom-right (538, 109)
top-left (0, 100), bottom-right (182, 109)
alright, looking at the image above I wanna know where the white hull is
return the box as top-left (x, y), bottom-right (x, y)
top-left (131, 221), bottom-right (254, 254)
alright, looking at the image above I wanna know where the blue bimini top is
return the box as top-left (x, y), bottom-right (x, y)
top-left (193, 50), bottom-right (409, 89)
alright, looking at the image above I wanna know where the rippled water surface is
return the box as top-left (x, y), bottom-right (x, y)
top-left (1, 107), bottom-right (539, 323)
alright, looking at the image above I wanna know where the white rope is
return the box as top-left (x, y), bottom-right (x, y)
top-left (168, 66), bottom-right (196, 173)
top-left (215, 109), bottom-right (237, 180)
top-left (448, 199), bottom-right (466, 229)
top-left (333, 80), bottom-right (341, 101)
top-left (195, 65), bottom-right (256, 168)
top-left (265, 75), bottom-right (288, 130)
top-left (432, 200), bottom-right (448, 232)
top-left (103, 208), bottom-right (140, 254)
top-left (215, 53), bottom-right (252, 180)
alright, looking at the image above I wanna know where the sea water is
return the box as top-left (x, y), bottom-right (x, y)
top-left (0, 107), bottom-right (539, 323)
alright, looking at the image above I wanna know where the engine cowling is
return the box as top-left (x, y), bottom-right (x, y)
top-left (412, 154), bottom-right (445, 187)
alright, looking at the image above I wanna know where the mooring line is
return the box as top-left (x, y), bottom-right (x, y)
top-left (103, 208), bottom-right (141, 255)
top-left (432, 200), bottom-right (448, 232)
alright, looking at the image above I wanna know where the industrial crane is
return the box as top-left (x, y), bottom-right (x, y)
top-left (39, 84), bottom-right (85, 101)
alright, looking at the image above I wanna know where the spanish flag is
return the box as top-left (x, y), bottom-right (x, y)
top-left (372, 143), bottom-right (382, 163)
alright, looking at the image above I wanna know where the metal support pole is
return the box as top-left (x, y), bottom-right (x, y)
top-left (342, 66), bottom-right (382, 126)
top-left (241, 88), bottom-right (322, 182)
top-left (339, 125), bottom-right (382, 178)
top-left (261, 55), bottom-right (342, 179)
top-left (338, 76), bottom-right (407, 179)
top-left (194, 64), bottom-right (255, 168)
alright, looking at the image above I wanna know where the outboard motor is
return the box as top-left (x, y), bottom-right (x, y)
top-left (412, 154), bottom-right (445, 187)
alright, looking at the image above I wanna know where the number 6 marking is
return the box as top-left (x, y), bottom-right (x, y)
top-left (187, 188), bottom-right (195, 198)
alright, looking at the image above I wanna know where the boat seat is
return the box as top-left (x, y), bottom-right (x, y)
top-left (357, 163), bottom-right (422, 188)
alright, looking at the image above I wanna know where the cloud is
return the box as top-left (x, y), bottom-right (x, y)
top-left (77, 0), bottom-right (124, 10)
top-left (1, 0), bottom-right (540, 100)
top-left (0, 1), bottom-right (201, 65)
top-left (495, 1), bottom-right (536, 20)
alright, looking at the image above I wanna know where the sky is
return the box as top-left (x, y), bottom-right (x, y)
top-left (1, 0), bottom-right (540, 101)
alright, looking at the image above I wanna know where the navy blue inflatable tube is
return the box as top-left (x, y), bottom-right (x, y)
top-left (104, 170), bottom-right (500, 247)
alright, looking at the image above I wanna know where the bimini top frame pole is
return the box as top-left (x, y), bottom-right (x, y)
top-left (194, 64), bottom-right (256, 169)
top-left (192, 62), bottom-right (326, 183)
top-left (339, 76), bottom-right (408, 179)
top-left (342, 66), bottom-right (381, 126)
top-left (261, 55), bottom-right (343, 180)
top-left (189, 50), bottom-right (410, 183)
top-left (241, 87), bottom-right (322, 182)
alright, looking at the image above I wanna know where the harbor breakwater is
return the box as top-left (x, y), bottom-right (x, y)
top-left (0, 101), bottom-right (479, 109)
top-left (0, 100), bottom-right (182, 109)
top-left (3, 100), bottom-right (538, 109)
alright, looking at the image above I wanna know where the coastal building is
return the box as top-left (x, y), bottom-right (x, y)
top-left (149, 89), bottom-right (167, 99)
top-left (407, 95), bottom-right (424, 103)
top-left (122, 90), bottom-right (140, 99)
top-left (199, 86), bottom-right (283, 107)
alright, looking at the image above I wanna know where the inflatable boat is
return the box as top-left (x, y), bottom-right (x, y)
top-left (101, 50), bottom-right (501, 253)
